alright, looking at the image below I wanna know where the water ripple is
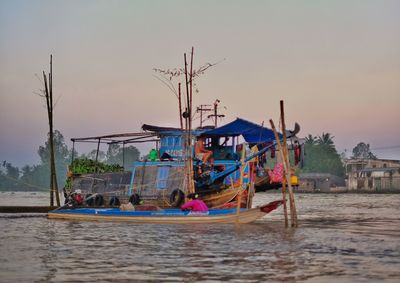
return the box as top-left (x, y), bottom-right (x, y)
top-left (0, 193), bottom-right (400, 282)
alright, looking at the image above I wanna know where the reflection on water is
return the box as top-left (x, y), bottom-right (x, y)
top-left (0, 192), bottom-right (399, 282)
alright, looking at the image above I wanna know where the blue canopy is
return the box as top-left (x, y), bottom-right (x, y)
top-left (201, 118), bottom-right (279, 143)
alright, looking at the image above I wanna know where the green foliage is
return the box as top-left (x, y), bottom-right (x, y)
top-left (64, 158), bottom-right (124, 190)
top-left (105, 144), bottom-right (140, 168)
top-left (106, 144), bottom-right (120, 165)
top-left (352, 142), bottom-right (377, 160)
top-left (300, 133), bottom-right (345, 177)
top-left (70, 158), bottom-right (124, 175)
top-left (0, 130), bottom-right (142, 191)
top-left (0, 130), bottom-right (73, 191)
top-left (38, 130), bottom-right (70, 165)
top-left (0, 162), bottom-right (20, 191)
top-left (304, 134), bottom-right (317, 146)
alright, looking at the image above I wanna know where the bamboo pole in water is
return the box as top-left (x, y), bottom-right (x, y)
top-left (42, 55), bottom-right (60, 207)
top-left (280, 100), bottom-right (298, 227)
top-left (269, 119), bottom-right (289, 227)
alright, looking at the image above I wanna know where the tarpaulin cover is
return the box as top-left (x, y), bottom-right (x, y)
top-left (201, 118), bottom-right (279, 143)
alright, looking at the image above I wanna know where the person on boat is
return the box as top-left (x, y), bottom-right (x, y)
top-left (195, 137), bottom-right (214, 166)
top-left (181, 193), bottom-right (208, 212)
top-left (160, 152), bottom-right (173, 161)
top-left (265, 162), bottom-right (284, 183)
top-left (148, 149), bottom-right (158, 161)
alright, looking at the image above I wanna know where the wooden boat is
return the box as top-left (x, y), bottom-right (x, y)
top-left (67, 118), bottom-right (275, 209)
top-left (48, 200), bottom-right (283, 224)
top-left (65, 118), bottom-right (300, 210)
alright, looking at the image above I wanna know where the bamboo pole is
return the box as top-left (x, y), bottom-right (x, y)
top-left (189, 47), bottom-right (194, 130)
top-left (269, 119), bottom-right (289, 227)
top-left (280, 100), bottom-right (298, 227)
top-left (43, 72), bottom-right (53, 206)
top-left (281, 172), bottom-right (288, 227)
top-left (43, 56), bottom-right (60, 207)
top-left (236, 144), bottom-right (246, 221)
top-left (178, 83), bottom-right (183, 130)
top-left (184, 53), bottom-right (194, 194)
top-left (49, 55), bottom-right (60, 207)
top-left (188, 48), bottom-right (195, 194)
top-left (48, 59), bottom-right (56, 206)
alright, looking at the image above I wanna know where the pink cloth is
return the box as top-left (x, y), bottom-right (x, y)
top-left (268, 163), bottom-right (284, 183)
top-left (181, 199), bottom-right (208, 212)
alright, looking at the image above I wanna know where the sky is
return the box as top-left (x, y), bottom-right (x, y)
top-left (0, 0), bottom-right (399, 168)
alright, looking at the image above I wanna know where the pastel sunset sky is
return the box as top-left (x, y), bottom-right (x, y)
top-left (1, 0), bottom-right (399, 167)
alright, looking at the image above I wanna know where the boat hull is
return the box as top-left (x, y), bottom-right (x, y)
top-left (48, 201), bottom-right (283, 224)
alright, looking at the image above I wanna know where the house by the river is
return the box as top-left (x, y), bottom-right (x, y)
top-left (344, 158), bottom-right (400, 192)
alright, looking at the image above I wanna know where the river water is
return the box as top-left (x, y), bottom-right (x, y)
top-left (0, 191), bottom-right (399, 282)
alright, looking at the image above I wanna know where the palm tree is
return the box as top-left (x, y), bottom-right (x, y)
top-left (304, 134), bottom-right (317, 145)
top-left (317, 133), bottom-right (335, 151)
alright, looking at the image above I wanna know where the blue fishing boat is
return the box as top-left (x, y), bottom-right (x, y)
top-left (48, 200), bottom-right (284, 224)
top-left (65, 118), bottom-right (296, 210)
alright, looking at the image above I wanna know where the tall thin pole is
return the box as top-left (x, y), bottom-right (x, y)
top-left (207, 99), bottom-right (224, 127)
top-left (49, 55), bottom-right (60, 206)
top-left (43, 72), bottom-right (53, 206)
top-left (196, 105), bottom-right (212, 128)
top-left (269, 119), bottom-right (289, 227)
top-left (214, 101), bottom-right (218, 127)
top-left (43, 55), bottom-right (60, 206)
top-left (280, 100), bottom-right (298, 227)
top-left (188, 48), bottom-right (195, 194)
top-left (178, 83), bottom-right (183, 130)
top-left (184, 52), bottom-right (194, 194)
top-left (71, 141), bottom-right (75, 165)
top-left (189, 47), bottom-right (194, 131)
top-left (122, 142), bottom-right (125, 169)
top-left (236, 145), bottom-right (246, 222)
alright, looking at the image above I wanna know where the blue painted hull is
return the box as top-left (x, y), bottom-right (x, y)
top-left (48, 201), bottom-right (284, 224)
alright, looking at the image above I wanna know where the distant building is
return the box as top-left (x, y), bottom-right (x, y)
top-left (298, 173), bottom-right (345, 192)
top-left (344, 159), bottom-right (400, 192)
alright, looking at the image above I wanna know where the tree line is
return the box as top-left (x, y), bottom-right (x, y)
top-left (0, 130), bottom-right (141, 191)
top-left (299, 133), bottom-right (376, 177)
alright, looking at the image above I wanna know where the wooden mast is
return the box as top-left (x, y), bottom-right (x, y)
top-left (183, 50), bottom-right (195, 195)
top-left (178, 83), bottom-right (183, 130)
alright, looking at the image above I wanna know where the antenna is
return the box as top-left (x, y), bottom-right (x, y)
top-left (207, 99), bottom-right (225, 127)
top-left (196, 104), bottom-right (212, 127)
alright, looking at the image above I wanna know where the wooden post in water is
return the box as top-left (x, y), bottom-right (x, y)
top-left (280, 100), bottom-right (298, 227)
top-left (42, 55), bottom-right (60, 207)
top-left (269, 119), bottom-right (289, 227)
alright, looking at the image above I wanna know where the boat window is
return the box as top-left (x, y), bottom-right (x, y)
top-left (156, 166), bottom-right (170, 189)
